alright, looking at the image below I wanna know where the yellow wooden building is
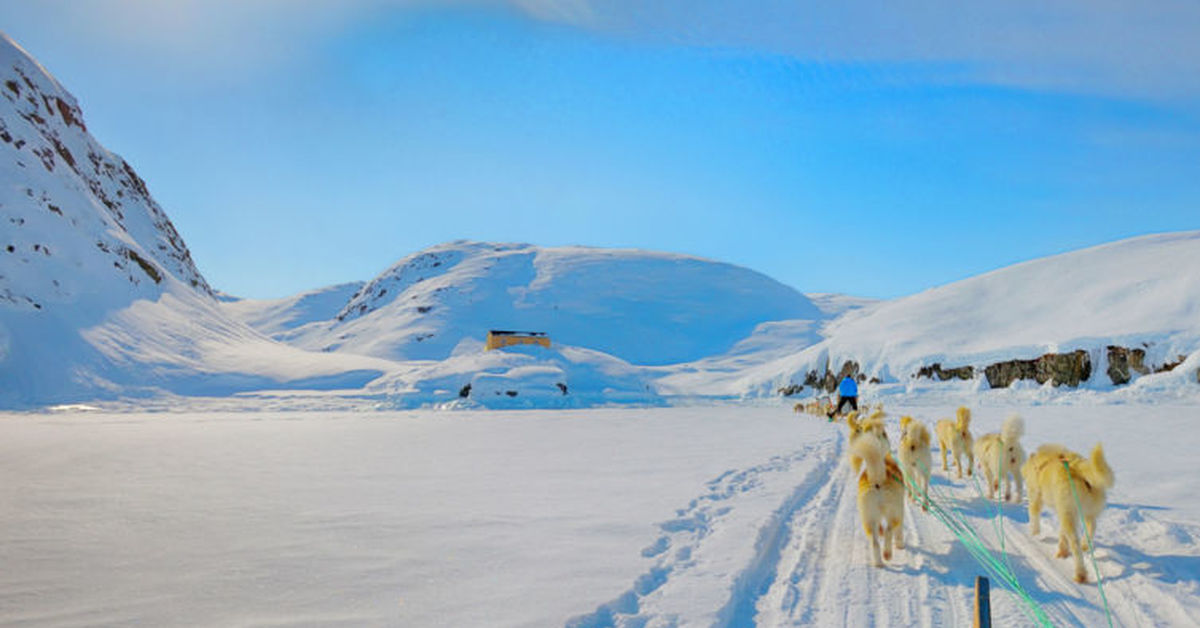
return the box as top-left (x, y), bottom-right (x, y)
top-left (485, 330), bottom-right (551, 351)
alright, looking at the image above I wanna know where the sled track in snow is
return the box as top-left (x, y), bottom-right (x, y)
top-left (565, 438), bottom-right (840, 628)
top-left (714, 439), bottom-right (842, 627)
top-left (566, 419), bottom-right (1200, 627)
top-left (753, 430), bottom-right (976, 627)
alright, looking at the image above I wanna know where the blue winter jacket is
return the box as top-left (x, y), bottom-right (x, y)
top-left (839, 376), bottom-right (858, 398)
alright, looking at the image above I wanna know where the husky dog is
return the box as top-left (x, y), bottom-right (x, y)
top-left (800, 397), bottom-right (833, 417)
top-left (847, 410), bottom-right (889, 472)
top-left (974, 414), bottom-right (1026, 502)
top-left (1023, 443), bottom-right (1115, 583)
top-left (935, 406), bottom-right (975, 479)
top-left (897, 416), bottom-right (933, 509)
top-left (853, 435), bottom-right (906, 567)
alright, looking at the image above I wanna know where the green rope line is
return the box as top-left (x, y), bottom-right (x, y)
top-left (905, 457), bottom-right (1054, 627)
top-left (975, 449), bottom-right (1017, 577)
top-left (1064, 460), bottom-right (1115, 628)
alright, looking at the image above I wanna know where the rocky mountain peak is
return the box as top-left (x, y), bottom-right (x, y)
top-left (0, 31), bottom-right (211, 313)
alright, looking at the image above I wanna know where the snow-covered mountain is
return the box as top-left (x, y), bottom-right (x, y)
top-left (744, 231), bottom-right (1200, 398)
top-left (235, 240), bottom-right (824, 366)
top-left (0, 33), bottom-right (389, 407)
top-left (5, 30), bottom-right (1197, 409)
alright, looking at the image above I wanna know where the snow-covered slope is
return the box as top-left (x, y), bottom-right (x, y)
top-left (220, 281), bottom-right (364, 339)
top-left (0, 33), bottom-right (389, 407)
top-left (255, 240), bottom-right (823, 366)
top-left (746, 231), bottom-right (1200, 396)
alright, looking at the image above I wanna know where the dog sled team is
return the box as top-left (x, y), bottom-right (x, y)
top-left (829, 399), bottom-right (1114, 584)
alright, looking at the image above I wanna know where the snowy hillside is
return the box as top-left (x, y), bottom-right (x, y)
top-left (0, 33), bottom-right (390, 407)
top-left (220, 281), bottom-right (364, 339)
top-left (746, 231), bottom-right (1200, 398)
top-left (238, 240), bottom-right (823, 366)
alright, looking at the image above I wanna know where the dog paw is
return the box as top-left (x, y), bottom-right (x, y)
top-left (882, 550), bottom-right (892, 561)
top-left (1074, 571), bottom-right (1088, 584)
top-left (1056, 547), bottom-right (1069, 559)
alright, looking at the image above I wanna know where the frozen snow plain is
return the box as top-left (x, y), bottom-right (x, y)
top-left (2, 403), bottom-right (1198, 627)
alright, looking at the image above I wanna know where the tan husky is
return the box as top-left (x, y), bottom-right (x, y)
top-left (847, 410), bottom-right (889, 472)
top-left (853, 435), bottom-right (906, 567)
top-left (898, 416), bottom-right (933, 509)
top-left (974, 414), bottom-right (1026, 502)
top-left (935, 406), bottom-right (975, 479)
top-left (1023, 443), bottom-right (1115, 583)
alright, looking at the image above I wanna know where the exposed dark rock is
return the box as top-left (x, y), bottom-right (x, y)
top-left (984, 350), bottom-right (1091, 388)
top-left (804, 360), bottom-right (862, 393)
top-left (1106, 346), bottom-right (1149, 385)
top-left (54, 96), bottom-right (84, 130)
top-left (777, 384), bottom-right (804, 396)
top-left (1156, 355), bottom-right (1187, 374)
top-left (916, 362), bottom-right (975, 381)
top-left (51, 137), bottom-right (74, 169)
top-left (556, 382), bottom-right (568, 395)
top-left (124, 249), bottom-right (162, 284)
top-left (458, 383), bottom-right (471, 398)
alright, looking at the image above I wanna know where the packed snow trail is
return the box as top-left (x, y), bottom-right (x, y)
top-left (568, 412), bottom-right (1200, 627)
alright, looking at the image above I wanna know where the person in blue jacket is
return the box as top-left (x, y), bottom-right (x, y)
top-left (829, 374), bottom-right (859, 418)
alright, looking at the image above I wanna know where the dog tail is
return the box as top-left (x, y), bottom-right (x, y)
top-left (911, 421), bottom-right (931, 448)
top-left (956, 406), bottom-right (971, 429)
top-left (1001, 414), bottom-right (1024, 444)
top-left (853, 435), bottom-right (888, 485)
top-left (900, 415), bottom-right (913, 431)
top-left (1080, 443), bottom-right (1115, 490)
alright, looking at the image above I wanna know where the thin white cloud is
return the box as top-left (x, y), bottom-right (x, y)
top-left (512, 0), bottom-right (1200, 102)
top-left (5, 0), bottom-right (1199, 101)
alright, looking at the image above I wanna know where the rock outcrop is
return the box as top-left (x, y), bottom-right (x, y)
top-left (916, 362), bottom-right (975, 382)
top-left (1106, 345), bottom-right (1149, 385)
top-left (983, 350), bottom-right (1092, 388)
top-left (804, 360), bottom-right (862, 393)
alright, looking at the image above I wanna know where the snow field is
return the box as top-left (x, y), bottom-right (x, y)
top-left (2, 403), bottom-right (1198, 627)
top-left (0, 407), bottom-right (823, 627)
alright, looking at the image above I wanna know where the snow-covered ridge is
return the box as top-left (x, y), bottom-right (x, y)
top-left (748, 231), bottom-right (1200, 396)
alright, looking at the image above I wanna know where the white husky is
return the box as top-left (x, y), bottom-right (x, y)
top-left (974, 415), bottom-right (1026, 502)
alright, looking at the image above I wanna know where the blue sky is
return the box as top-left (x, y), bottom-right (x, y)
top-left (1, 1), bottom-right (1198, 299)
